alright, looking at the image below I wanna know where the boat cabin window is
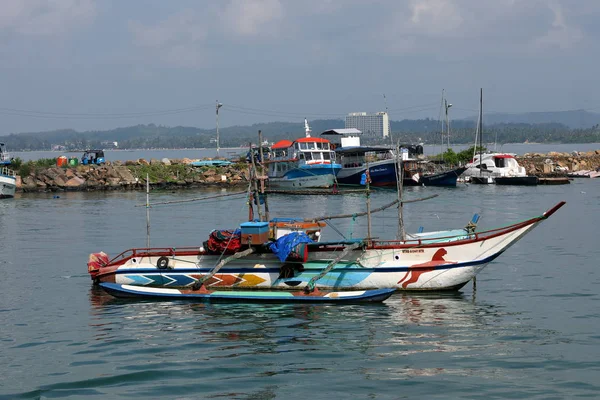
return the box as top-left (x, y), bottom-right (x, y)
top-left (494, 158), bottom-right (507, 168)
top-left (323, 152), bottom-right (331, 160)
top-left (476, 164), bottom-right (488, 170)
top-left (304, 152), bottom-right (313, 161)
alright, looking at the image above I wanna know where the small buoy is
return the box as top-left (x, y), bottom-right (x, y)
top-left (581, 191), bottom-right (586, 194)
top-left (53, 195), bottom-right (60, 199)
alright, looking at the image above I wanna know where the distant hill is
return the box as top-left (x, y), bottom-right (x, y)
top-left (464, 109), bottom-right (600, 129)
top-left (1, 116), bottom-right (599, 152)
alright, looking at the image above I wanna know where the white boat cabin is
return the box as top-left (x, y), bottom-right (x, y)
top-left (465, 153), bottom-right (526, 178)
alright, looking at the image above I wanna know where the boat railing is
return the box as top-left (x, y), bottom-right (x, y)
top-left (372, 216), bottom-right (539, 248)
top-left (107, 246), bottom-right (203, 265)
top-left (0, 167), bottom-right (15, 177)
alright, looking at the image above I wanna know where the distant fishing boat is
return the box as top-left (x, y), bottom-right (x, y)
top-left (0, 143), bottom-right (16, 199)
top-left (266, 119), bottom-right (341, 189)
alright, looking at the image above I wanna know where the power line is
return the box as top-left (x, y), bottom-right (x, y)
top-left (0, 105), bottom-right (215, 119)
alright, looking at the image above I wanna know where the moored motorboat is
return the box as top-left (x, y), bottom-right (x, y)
top-left (466, 89), bottom-right (537, 185)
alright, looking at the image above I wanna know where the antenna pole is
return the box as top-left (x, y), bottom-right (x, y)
top-left (216, 100), bottom-right (223, 157)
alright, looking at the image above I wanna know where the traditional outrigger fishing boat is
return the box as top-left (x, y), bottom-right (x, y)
top-left (89, 134), bottom-right (566, 301)
top-left (89, 201), bottom-right (564, 293)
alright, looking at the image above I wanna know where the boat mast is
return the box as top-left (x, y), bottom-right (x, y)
top-left (258, 130), bottom-right (270, 222)
top-left (146, 173), bottom-right (150, 248)
top-left (304, 118), bottom-right (311, 138)
top-left (366, 160), bottom-right (372, 242)
top-left (395, 142), bottom-right (406, 240)
top-left (478, 88), bottom-right (483, 176)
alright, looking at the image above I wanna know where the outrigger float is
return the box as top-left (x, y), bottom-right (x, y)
top-left (89, 134), bottom-right (566, 303)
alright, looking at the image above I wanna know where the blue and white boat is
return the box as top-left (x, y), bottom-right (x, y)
top-left (267, 120), bottom-right (341, 189)
top-left (0, 143), bottom-right (16, 199)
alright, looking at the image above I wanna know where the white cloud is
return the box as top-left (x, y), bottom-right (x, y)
top-left (409, 0), bottom-right (463, 35)
top-left (0, 0), bottom-right (96, 36)
top-left (222, 0), bottom-right (284, 37)
top-left (128, 10), bottom-right (209, 68)
top-left (533, 2), bottom-right (583, 49)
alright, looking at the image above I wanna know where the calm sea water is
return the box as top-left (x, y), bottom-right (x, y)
top-left (11, 142), bottom-right (600, 162)
top-left (1, 178), bottom-right (599, 399)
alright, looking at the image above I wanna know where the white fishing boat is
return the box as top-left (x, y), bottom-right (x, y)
top-left (0, 143), bottom-right (16, 199)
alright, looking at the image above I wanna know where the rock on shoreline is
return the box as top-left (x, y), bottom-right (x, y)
top-left (517, 150), bottom-right (600, 176)
top-left (16, 158), bottom-right (249, 193)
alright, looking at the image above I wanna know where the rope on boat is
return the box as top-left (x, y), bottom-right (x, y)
top-left (305, 242), bottom-right (362, 293)
top-left (303, 194), bottom-right (439, 222)
top-left (134, 191), bottom-right (247, 207)
top-left (191, 247), bottom-right (255, 290)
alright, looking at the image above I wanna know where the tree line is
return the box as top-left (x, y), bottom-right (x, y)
top-left (1, 120), bottom-right (599, 152)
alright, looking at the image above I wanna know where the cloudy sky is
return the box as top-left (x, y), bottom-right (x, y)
top-left (1, 0), bottom-right (599, 133)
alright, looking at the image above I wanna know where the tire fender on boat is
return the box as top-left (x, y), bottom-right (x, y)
top-left (156, 256), bottom-right (170, 269)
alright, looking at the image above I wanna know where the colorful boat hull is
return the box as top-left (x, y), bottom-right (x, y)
top-left (100, 283), bottom-right (395, 303)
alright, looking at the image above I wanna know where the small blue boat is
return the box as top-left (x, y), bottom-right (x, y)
top-left (190, 160), bottom-right (233, 167)
top-left (100, 283), bottom-right (395, 304)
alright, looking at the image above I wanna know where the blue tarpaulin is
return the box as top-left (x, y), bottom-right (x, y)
top-left (269, 232), bottom-right (314, 262)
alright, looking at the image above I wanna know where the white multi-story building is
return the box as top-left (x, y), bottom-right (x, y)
top-left (345, 112), bottom-right (390, 138)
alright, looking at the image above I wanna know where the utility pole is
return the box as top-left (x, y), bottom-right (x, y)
top-left (445, 98), bottom-right (452, 150)
top-left (216, 100), bottom-right (223, 157)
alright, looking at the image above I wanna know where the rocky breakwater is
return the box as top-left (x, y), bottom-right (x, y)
top-left (17, 158), bottom-right (249, 193)
top-left (517, 150), bottom-right (600, 176)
